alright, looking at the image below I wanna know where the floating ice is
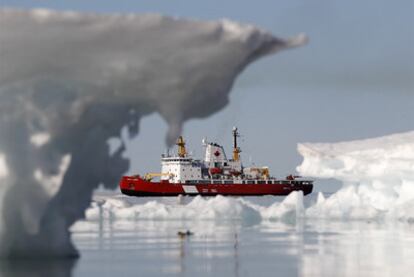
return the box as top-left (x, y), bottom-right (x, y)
top-left (260, 191), bottom-right (304, 222)
top-left (298, 131), bottom-right (414, 221)
top-left (73, 192), bottom-right (304, 233)
top-left (85, 195), bottom-right (263, 222)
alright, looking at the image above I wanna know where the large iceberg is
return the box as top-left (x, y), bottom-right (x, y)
top-left (0, 8), bottom-right (306, 257)
top-left (297, 131), bottom-right (414, 221)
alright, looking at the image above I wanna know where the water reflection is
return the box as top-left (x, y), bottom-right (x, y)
top-left (178, 232), bottom-right (187, 274)
top-left (8, 197), bottom-right (411, 277)
top-left (299, 221), bottom-right (414, 277)
top-left (233, 233), bottom-right (239, 277)
top-left (0, 258), bottom-right (77, 277)
top-left (74, 216), bottom-right (414, 276)
top-left (6, 218), bottom-right (411, 276)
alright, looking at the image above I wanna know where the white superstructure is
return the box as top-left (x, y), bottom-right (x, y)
top-left (161, 157), bottom-right (202, 183)
top-left (159, 127), bottom-right (268, 184)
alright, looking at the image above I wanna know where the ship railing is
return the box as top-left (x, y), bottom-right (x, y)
top-left (183, 179), bottom-right (312, 185)
top-left (182, 179), bottom-right (284, 185)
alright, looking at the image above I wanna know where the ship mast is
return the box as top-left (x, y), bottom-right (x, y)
top-left (232, 127), bottom-right (241, 161)
top-left (176, 136), bottom-right (187, 157)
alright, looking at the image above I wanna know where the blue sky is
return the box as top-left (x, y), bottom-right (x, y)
top-left (2, 1), bottom-right (413, 191)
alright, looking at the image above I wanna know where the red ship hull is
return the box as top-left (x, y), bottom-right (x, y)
top-left (120, 176), bottom-right (313, 197)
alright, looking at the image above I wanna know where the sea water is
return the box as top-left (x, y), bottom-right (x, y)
top-left (1, 192), bottom-right (412, 277)
top-left (68, 193), bottom-right (413, 277)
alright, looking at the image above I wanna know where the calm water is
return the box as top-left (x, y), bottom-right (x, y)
top-left (70, 219), bottom-right (413, 277)
top-left (1, 195), bottom-right (413, 277)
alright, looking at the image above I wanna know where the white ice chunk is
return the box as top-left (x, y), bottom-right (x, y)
top-left (297, 131), bottom-right (414, 221)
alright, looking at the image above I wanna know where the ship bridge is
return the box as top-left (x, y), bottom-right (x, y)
top-left (160, 136), bottom-right (202, 183)
top-left (160, 128), bottom-right (244, 183)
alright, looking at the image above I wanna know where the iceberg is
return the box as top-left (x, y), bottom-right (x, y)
top-left (297, 131), bottom-right (414, 221)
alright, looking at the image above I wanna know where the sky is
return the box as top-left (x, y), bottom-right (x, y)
top-left (2, 0), bottom-right (413, 191)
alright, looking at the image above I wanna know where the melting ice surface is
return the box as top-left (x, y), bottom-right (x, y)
top-left (298, 130), bottom-right (414, 222)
